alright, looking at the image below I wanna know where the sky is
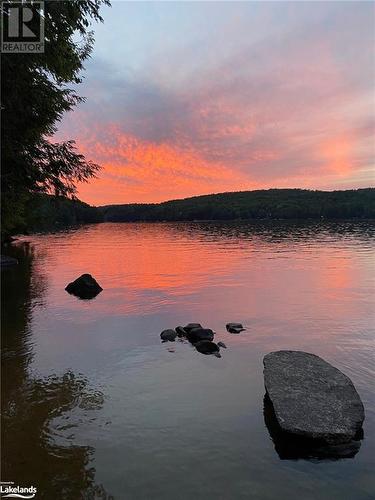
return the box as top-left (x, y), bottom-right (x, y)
top-left (56, 1), bottom-right (375, 206)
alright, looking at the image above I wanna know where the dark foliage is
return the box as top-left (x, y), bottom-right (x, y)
top-left (25, 194), bottom-right (102, 232)
top-left (1, 0), bottom-right (110, 237)
top-left (100, 189), bottom-right (375, 222)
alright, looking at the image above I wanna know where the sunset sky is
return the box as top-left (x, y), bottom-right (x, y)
top-left (56, 1), bottom-right (375, 206)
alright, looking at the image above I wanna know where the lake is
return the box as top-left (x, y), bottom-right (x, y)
top-left (2, 221), bottom-right (375, 500)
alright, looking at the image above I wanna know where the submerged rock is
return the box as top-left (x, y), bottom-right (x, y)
top-left (175, 326), bottom-right (187, 338)
top-left (186, 328), bottom-right (214, 344)
top-left (195, 340), bottom-right (220, 356)
top-left (1, 255), bottom-right (18, 268)
top-left (160, 329), bottom-right (177, 342)
top-left (226, 322), bottom-right (245, 334)
top-left (226, 322), bottom-right (243, 329)
top-left (65, 274), bottom-right (103, 299)
top-left (263, 350), bottom-right (365, 445)
top-left (263, 395), bottom-right (362, 460)
top-left (184, 323), bottom-right (203, 333)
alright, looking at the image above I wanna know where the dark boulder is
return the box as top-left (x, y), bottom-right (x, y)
top-left (65, 274), bottom-right (103, 299)
top-left (186, 328), bottom-right (214, 344)
top-left (175, 326), bottom-right (187, 338)
top-left (184, 323), bottom-right (203, 333)
top-left (195, 340), bottom-right (220, 356)
top-left (263, 350), bottom-right (365, 445)
top-left (226, 322), bottom-right (245, 334)
top-left (160, 329), bottom-right (177, 342)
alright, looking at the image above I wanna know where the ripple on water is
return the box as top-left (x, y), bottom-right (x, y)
top-left (3, 220), bottom-right (375, 500)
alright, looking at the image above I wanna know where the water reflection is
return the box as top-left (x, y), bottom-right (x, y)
top-left (263, 395), bottom-right (363, 460)
top-left (15, 220), bottom-right (374, 318)
top-left (2, 371), bottom-right (111, 499)
top-left (2, 243), bottom-right (46, 392)
top-left (2, 221), bottom-right (374, 499)
top-left (166, 219), bottom-right (375, 244)
top-left (1, 244), bottom-right (112, 499)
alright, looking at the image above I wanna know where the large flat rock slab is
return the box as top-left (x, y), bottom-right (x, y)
top-left (263, 350), bottom-right (364, 444)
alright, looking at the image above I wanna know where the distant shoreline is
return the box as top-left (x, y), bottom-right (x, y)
top-left (98, 187), bottom-right (375, 209)
top-left (98, 188), bottom-right (375, 223)
top-left (8, 188), bottom-right (374, 237)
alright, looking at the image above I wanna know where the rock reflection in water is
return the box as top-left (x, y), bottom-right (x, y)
top-left (263, 395), bottom-right (362, 461)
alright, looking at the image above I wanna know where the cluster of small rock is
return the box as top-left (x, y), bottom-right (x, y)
top-left (160, 322), bottom-right (246, 357)
top-left (160, 323), bottom-right (222, 357)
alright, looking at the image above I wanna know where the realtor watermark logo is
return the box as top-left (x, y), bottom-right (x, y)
top-left (1, 1), bottom-right (44, 53)
top-left (0, 481), bottom-right (37, 498)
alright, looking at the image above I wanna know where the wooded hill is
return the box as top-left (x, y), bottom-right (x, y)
top-left (14, 189), bottom-right (375, 236)
top-left (100, 188), bottom-right (375, 222)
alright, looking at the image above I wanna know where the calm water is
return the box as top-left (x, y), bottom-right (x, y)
top-left (2, 221), bottom-right (375, 500)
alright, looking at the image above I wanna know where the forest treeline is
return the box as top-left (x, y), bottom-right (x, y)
top-left (23, 194), bottom-right (102, 233)
top-left (15, 189), bottom-right (375, 233)
top-left (101, 188), bottom-right (375, 222)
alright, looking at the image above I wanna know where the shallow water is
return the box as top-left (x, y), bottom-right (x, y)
top-left (2, 221), bottom-right (375, 499)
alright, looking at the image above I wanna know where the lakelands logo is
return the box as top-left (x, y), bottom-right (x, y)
top-left (0, 482), bottom-right (37, 499)
top-left (1, 1), bottom-right (44, 53)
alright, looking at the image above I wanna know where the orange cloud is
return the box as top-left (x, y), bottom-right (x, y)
top-left (53, 13), bottom-right (374, 206)
top-left (74, 123), bottom-right (260, 204)
top-left (320, 134), bottom-right (354, 176)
